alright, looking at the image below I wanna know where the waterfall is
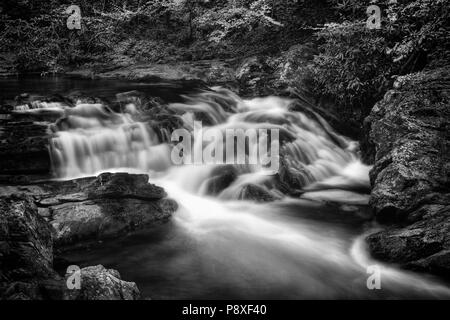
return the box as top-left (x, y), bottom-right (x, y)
top-left (48, 87), bottom-right (370, 198)
top-left (49, 103), bottom-right (172, 177)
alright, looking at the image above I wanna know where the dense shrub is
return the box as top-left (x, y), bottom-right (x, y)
top-left (306, 22), bottom-right (394, 122)
top-left (288, 0), bottom-right (450, 126)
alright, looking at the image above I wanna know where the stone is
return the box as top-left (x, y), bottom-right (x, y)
top-left (0, 195), bottom-right (54, 282)
top-left (64, 265), bottom-right (140, 300)
top-left (204, 165), bottom-right (238, 195)
top-left (364, 67), bottom-right (450, 276)
top-left (237, 184), bottom-right (278, 202)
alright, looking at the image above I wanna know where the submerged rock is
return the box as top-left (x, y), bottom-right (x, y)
top-left (204, 165), bottom-right (238, 195)
top-left (365, 67), bottom-right (450, 276)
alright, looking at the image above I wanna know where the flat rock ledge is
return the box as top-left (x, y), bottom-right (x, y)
top-left (364, 67), bottom-right (450, 278)
top-left (1, 172), bottom-right (178, 247)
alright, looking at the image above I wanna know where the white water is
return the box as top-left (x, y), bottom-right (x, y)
top-left (45, 87), bottom-right (450, 298)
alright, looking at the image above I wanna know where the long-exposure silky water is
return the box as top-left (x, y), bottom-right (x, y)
top-left (46, 86), bottom-right (450, 299)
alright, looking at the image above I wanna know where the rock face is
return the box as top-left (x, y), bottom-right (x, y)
top-left (365, 67), bottom-right (450, 277)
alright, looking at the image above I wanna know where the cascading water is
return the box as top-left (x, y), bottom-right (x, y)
top-left (43, 85), bottom-right (450, 299)
top-left (49, 103), bottom-right (172, 177)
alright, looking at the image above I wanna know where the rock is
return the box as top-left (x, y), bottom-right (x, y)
top-left (46, 173), bottom-right (176, 247)
top-left (365, 67), bottom-right (450, 276)
top-left (236, 184), bottom-right (278, 202)
top-left (366, 67), bottom-right (450, 221)
top-left (204, 166), bottom-right (238, 195)
top-left (0, 121), bottom-right (52, 175)
top-left (0, 194), bottom-right (55, 300)
top-left (0, 195), bottom-right (54, 282)
top-left (0, 173), bottom-right (177, 247)
top-left (51, 197), bottom-right (176, 246)
top-left (64, 265), bottom-right (140, 300)
top-left (0, 191), bottom-right (144, 300)
top-left (277, 155), bottom-right (315, 192)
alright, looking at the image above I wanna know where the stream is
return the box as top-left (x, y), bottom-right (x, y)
top-left (3, 76), bottom-right (450, 299)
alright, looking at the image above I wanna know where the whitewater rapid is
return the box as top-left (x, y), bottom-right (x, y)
top-left (25, 86), bottom-right (450, 298)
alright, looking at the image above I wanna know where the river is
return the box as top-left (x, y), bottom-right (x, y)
top-left (2, 75), bottom-right (450, 299)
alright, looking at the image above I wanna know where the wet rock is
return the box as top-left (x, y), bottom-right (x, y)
top-left (0, 194), bottom-right (55, 300)
top-left (1, 173), bottom-right (176, 247)
top-left (277, 156), bottom-right (315, 193)
top-left (366, 68), bottom-right (449, 221)
top-left (237, 184), bottom-right (278, 202)
top-left (143, 104), bottom-right (184, 142)
top-left (42, 173), bottom-right (177, 247)
top-left (367, 205), bottom-right (450, 277)
top-left (204, 166), bottom-right (238, 195)
top-left (365, 67), bottom-right (450, 276)
top-left (64, 265), bottom-right (140, 300)
top-left (0, 195), bottom-right (54, 282)
top-left (0, 172), bottom-right (178, 247)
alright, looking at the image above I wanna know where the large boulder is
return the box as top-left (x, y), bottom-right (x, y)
top-left (0, 172), bottom-right (177, 247)
top-left (204, 165), bottom-right (238, 195)
top-left (364, 67), bottom-right (450, 276)
top-left (42, 173), bottom-right (177, 246)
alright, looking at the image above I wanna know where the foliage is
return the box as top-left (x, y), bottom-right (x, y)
top-left (305, 22), bottom-right (394, 121)
top-left (0, 5), bottom-right (117, 73)
top-left (195, 6), bottom-right (282, 44)
top-left (0, 0), bottom-right (333, 73)
top-left (288, 0), bottom-right (450, 125)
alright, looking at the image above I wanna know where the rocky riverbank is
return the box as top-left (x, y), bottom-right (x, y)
top-left (0, 172), bottom-right (177, 299)
top-left (364, 67), bottom-right (450, 278)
